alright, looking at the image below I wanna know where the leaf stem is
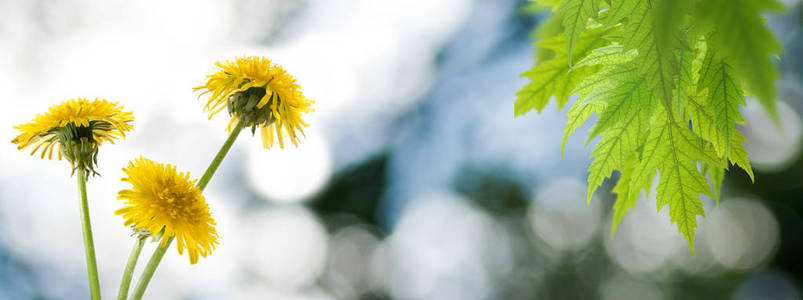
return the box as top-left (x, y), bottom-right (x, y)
top-left (128, 120), bottom-right (245, 300)
top-left (77, 170), bottom-right (102, 300)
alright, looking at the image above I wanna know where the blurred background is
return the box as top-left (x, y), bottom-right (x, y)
top-left (1, 0), bottom-right (803, 299)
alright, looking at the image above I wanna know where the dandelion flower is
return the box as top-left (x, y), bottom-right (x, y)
top-left (11, 98), bottom-right (134, 175)
top-left (116, 157), bottom-right (218, 264)
top-left (194, 56), bottom-right (314, 148)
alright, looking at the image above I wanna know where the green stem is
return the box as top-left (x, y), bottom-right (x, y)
top-left (197, 120), bottom-right (245, 190)
top-left (129, 120), bottom-right (245, 300)
top-left (129, 236), bottom-right (172, 300)
top-left (77, 170), bottom-right (102, 300)
top-left (117, 235), bottom-right (146, 300)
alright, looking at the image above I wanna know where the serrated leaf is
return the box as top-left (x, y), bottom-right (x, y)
top-left (516, 58), bottom-right (596, 116)
top-left (611, 158), bottom-right (638, 238)
top-left (516, 0), bottom-right (782, 252)
top-left (586, 65), bottom-right (654, 139)
top-left (535, 26), bottom-right (606, 55)
top-left (729, 130), bottom-right (754, 182)
top-left (672, 50), bottom-right (693, 120)
top-left (698, 52), bottom-right (746, 156)
top-left (558, 0), bottom-right (599, 66)
top-left (631, 110), bottom-right (724, 251)
top-left (651, 0), bottom-right (691, 52)
top-left (585, 68), bottom-right (655, 203)
top-left (605, 0), bottom-right (635, 28)
top-left (686, 89), bottom-right (727, 156)
top-left (535, 11), bottom-right (566, 62)
top-left (571, 62), bottom-right (636, 97)
top-left (516, 29), bottom-right (610, 116)
top-left (695, 0), bottom-right (785, 120)
top-left (620, 0), bottom-right (683, 114)
top-left (573, 45), bottom-right (637, 69)
top-left (562, 99), bottom-right (604, 156)
top-left (586, 109), bottom-right (648, 204)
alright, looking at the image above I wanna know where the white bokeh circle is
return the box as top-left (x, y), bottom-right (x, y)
top-left (246, 129), bottom-right (332, 203)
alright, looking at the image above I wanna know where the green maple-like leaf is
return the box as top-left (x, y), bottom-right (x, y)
top-left (686, 88), bottom-right (755, 183)
top-left (686, 89), bottom-right (727, 155)
top-left (533, 0), bottom-right (564, 10)
top-left (697, 50), bottom-right (746, 155)
top-left (611, 157), bottom-right (637, 238)
top-left (708, 166), bottom-right (724, 205)
top-left (695, 0), bottom-right (785, 120)
top-left (585, 65), bottom-right (654, 140)
top-left (558, 0), bottom-right (599, 66)
top-left (534, 9), bottom-right (566, 62)
top-left (635, 111), bottom-right (724, 251)
top-left (516, 0), bottom-right (782, 252)
top-left (584, 64), bottom-right (656, 203)
top-left (573, 45), bottom-right (637, 69)
top-left (620, 0), bottom-right (679, 113)
top-left (672, 50), bottom-right (693, 120)
top-left (604, 0), bottom-right (634, 28)
top-left (561, 99), bottom-right (603, 156)
top-left (515, 28), bottom-right (609, 116)
top-left (729, 131), bottom-right (755, 182)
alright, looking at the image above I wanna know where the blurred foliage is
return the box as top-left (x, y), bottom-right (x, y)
top-left (309, 155), bottom-right (389, 233)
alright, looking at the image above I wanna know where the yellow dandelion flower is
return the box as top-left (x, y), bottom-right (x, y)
top-left (11, 98), bottom-right (134, 175)
top-left (115, 157), bottom-right (218, 264)
top-left (194, 56), bottom-right (314, 148)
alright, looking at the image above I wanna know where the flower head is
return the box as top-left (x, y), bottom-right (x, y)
top-left (11, 98), bottom-right (134, 176)
top-left (116, 157), bottom-right (218, 264)
top-left (194, 56), bottom-right (314, 148)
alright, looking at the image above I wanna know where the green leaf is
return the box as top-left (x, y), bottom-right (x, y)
top-left (651, 0), bottom-right (692, 52)
top-left (686, 89), bottom-right (727, 156)
top-left (632, 110), bottom-right (723, 251)
top-left (534, 10), bottom-right (566, 62)
top-left (709, 166), bottom-right (724, 206)
top-left (586, 108), bottom-right (647, 204)
top-left (533, 0), bottom-right (564, 10)
top-left (695, 0), bottom-right (785, 120)
top-left (586, 65), bottom-right (654, 140)
top-left (585, 66), bottom-right (655, 203)
top-left (698, 52), bottom-right (746, 156)
top-left (604, 0), bottom-right (635, 28)
top-left (611, 158), bottom-right (638, 238)
top-left (672, 50), bottom-right (693, 120)
top-left (558, 0), bottom-right (599, 66)
top-left (515, 28), bottom-right (610, 116)
top-left (573, 45), bottom-right (637, 69)
top-left (515, 58), bottom-right (595, 116)
top-left (516, 0), bottom-right (782, 252)
top-left (562, 99), bottom-right (603, 156)
top-left (628, 2), bottom-right (677, 113)
top-left (572, 61), bottom-right (637, 97)
top-left (729, 131), bottom-right (755, 182)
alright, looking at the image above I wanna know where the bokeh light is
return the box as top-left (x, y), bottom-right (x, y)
top-left (599, 273), bottom-right (665, 300)
top-left (603, 189), bottom-right (685, 275)
top-left (385, 193), bottom-right (495, 299)
top-left (237, 206), bottom-right (329, 290)
top-left (704, 197), bottom-right (780, 271)
top-left (529, 179), bottom-right (602, 251)
top-left (742, 100), bottom-right (803, 171)
top-left (246, 129), bottom-right (333, 203)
